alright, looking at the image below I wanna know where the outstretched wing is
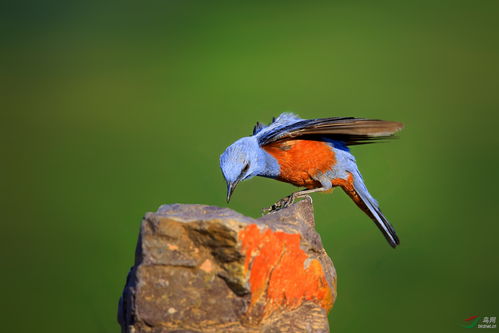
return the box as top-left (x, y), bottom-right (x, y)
top-left (256, 114), bottom-right (403, 146)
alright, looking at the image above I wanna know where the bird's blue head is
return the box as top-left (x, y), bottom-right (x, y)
top-left (220, 136), bottom-right (264, 202)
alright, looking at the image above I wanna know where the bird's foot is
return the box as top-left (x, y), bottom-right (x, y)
top-left (261, 194), bottom-right (296, 214)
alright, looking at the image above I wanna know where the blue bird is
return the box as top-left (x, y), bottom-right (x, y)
top-left (220, 113), bottom-right (403, 247)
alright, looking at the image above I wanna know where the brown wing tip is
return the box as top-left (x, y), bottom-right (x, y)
top-left (392, 121), bottom-right (404, 131)
top-left (367, 120), bottom-right (404, 137)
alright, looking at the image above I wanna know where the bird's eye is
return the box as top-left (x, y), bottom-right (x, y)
top-left (241, 163), bottom-right (250, 175)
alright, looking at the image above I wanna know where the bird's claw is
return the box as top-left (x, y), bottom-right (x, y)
top-left (262, 194), bottom-right (295, 214)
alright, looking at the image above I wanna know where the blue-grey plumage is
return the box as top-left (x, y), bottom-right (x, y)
top-left (220, 113), bottom-right (304, 198)
top-left (220, 113), bottom-right (403, 247)
top-left (220, 136), bottom-right (280, 201)
top-left (328, 147), bottom-right (400, 247)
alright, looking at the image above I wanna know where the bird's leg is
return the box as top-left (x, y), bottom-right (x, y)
top-left (262, 187), bottom-right (331, 214)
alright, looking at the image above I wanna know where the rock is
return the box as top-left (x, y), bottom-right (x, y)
top-left (118, 197), bottom-right (336, 333)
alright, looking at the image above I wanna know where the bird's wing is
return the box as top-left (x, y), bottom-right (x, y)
top-left (256, 114), bottom-right (403, 146)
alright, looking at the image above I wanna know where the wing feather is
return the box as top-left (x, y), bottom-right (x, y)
top-left (256, 116), bottom-right (403, 146)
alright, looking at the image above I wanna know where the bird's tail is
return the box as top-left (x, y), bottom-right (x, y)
top-left (339, 171), bottom-right (400, 248)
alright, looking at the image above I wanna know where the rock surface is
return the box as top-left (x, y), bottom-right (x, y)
top-left (118, 198), bottom-right (336, 333)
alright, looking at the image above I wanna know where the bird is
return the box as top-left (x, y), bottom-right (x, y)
top-left (219, 113), bottom-right (403, 248)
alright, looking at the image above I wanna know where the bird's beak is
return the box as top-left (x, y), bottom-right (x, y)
top-left (226, 180), bottom-right (239, 203)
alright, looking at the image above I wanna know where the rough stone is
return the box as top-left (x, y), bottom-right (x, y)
top-left (118, 197), bottom-right (336, 333)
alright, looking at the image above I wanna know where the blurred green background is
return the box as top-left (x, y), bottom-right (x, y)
top-left (2, 1), bottom-right (498, 332)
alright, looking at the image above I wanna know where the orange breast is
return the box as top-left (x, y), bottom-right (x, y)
top-left (263, 140), bottom-right (336, 188)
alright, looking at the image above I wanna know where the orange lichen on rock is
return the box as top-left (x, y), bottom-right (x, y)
top-left (239, 224), bottom-right (333, 317)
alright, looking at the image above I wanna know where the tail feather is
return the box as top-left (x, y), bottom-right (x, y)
top-left (355, 188), bottom-right (400, 248)
top-left (341, 172), bottom-right (400, 248)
